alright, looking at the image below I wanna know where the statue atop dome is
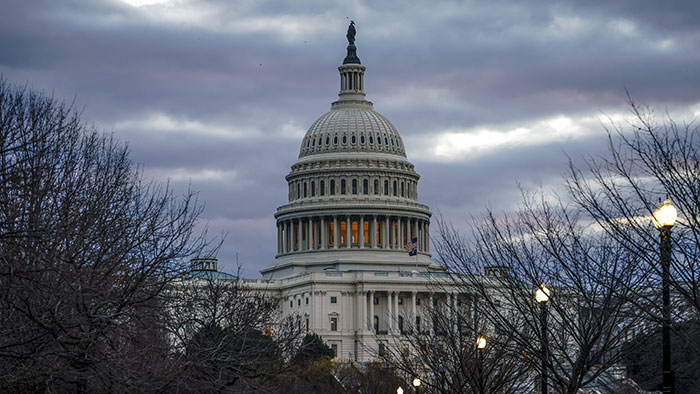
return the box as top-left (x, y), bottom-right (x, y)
top-left (343, 21), bottom-right (361, 64)
top-left (346, 21), bottom-right (356, 45)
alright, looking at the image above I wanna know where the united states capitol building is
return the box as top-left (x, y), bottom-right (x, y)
top-left (198, 25), bottom-right (464, 363)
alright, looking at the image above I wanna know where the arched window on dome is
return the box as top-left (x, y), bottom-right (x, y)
top-left (352, 179), bottom-right (357, 194)
top-left (304, 182), bottom-right (307, 198)
top-left (393, 181), bottom-right (397, 196)
top-left (330, 180), bottom-right (336, 195)
top-left (334, 136), bottom-right (338, 144)
top-left (384, 180), bottom-right (389, 196)
top-left (351, 135), bottom-right (356, 144)
top-left (311, 139), bottom-right (315, 146)
top-left (369, 136), bottom-right (373, 144)
top-left (311, 181), bottom-right (315, 197)
top-left (326, 136), bottom-right (330, 145)
top-left (374, 179), bottom-right (379, 195)
top-left (320, 180), bottom-right (325, 196)
top-left (342, 136), bottom-right (347, 144)
top-left (341, 179), bottom-right (346, 195)
top-left (385, 137), bottom-right (388, 145)
top-left (363, 179), bottom-right (368, 195)
top-left (360, 135), bottom-right (365, 144)
top-left (377, 135), bottom-right (382, 145)
top-left (400, 181), bottom-right (404, 197)
top-left (297, 183), bottom-right (300, 199)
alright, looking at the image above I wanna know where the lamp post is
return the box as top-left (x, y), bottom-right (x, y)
top-left (476, 335), bottom-right (487, 394)
top-left (535, 283), bottom-right (551, 394)
top-left (396, 386), bottom-right (404, 394)
top-left (412, 377), bottom-right (421, 394)
top-left (653, 198), bottom-right (677, 394)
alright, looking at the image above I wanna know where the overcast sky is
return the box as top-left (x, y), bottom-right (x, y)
top-left (2, 0), bottom-right (699, 277)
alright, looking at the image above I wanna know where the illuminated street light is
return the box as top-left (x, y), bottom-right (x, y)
top-left (536, 283), bottom-right (550, 394)
top-left (653, 198), bottom-right (676, 394)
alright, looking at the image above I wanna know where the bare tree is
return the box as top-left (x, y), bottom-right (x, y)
top-left (378, 297), bottom-right (531, 394)
top-left (434, 191), bottom-right (645, 394)
top-left (0, 78), bottom-right (209, 393)
top-left (163, 268), bottom-right (305, 394)
top-left (566, 95), bottom-right (700, 387)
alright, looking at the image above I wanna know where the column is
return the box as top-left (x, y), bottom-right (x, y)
top-left (369, 291), bottom-right (375, 331)
top-left (413, 219), bottom-right (419, 245)
top-left (429, 292), bottom-right (434, 336)
top-left (359, 216), bottom-right (365, 248)
top-left (384, 217), bottom-right (390, 249)
top-left (346, 216), bottom-right (352, 248)
top-left (306, 218), bottom-right (311, 250)
top-left (387, 291), bottom-right (393, 331)
top-left (388, 218), bottom-right (394, 249)
top-left (372, 216), bottom-right (378, 248)
top-left (277, 223), bottom-right (282, 254)
top-left (357, 290), bottom-right (364, 331)
top-left (411, 291), bottom-right (417, 330)
top-left (284, 221), bottom-right (290, 252)
top-left (398, 217), bottom-right (403, 248)
top-left (394, 291), bottom-right (399, 332)
top-left (333, 216), bottom-right (339, 249)
top-left (426, 222), bottom-right (430, 253)
top-left (320, 217), bottom-right (326, 249)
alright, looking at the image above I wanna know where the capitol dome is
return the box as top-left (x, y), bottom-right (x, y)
top-left (263, 25), bottom-right (434, 277)
top-left (299, 102), bottom-right (406, 159)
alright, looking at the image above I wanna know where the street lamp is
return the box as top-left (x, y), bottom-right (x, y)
top-left (653, 198), bottom-right (677, 394)
top-left (396, 386), bottom-right (404, 394)
top-left (535, 283), bottom-right (550, 394)
top-left (412, 377), bottom-right (421, 394)
top-left (476, 336), bottom-right (487, 394)
top-left (476, 335), bottom-right (488, 350)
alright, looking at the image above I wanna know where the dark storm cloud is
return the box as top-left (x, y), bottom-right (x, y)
top-left (2, 0), bottom-right (699, 275)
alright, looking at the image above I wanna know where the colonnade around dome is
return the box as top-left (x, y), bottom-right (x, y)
top-left (276, 214), bottom-right (430, 256)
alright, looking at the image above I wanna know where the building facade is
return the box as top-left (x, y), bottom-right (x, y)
top-left (239, 28), bottom-right (465, 362)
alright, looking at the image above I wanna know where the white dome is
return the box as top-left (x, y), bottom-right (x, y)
top-left (299, 102), bottom-right (406, 159)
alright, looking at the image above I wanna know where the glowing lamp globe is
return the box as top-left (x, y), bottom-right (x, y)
top-left (535, 284), bottom-right (551, 303)
top-left (653, 199), bottom-right (677, 229)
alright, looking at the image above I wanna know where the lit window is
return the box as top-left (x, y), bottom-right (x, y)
top-left (330, 317), bottom-right (338, 331)
top-left (330, 296), bottom-right (337, 304)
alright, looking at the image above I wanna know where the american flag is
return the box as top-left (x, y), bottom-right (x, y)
top-left (405, 237), bottom-right (418, 256)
